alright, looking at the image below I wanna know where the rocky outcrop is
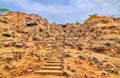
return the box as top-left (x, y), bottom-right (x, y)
top-left (84, 16), bottom-right (114, 26)
top-left (0, 12), bottom-right (50, 52)
top-left (50, 24), bottom-right (63, 36)
top-left (62, 16), bottom-right (120, 56)
top-left (0, 13), bottom-right (120, 78)
top-left (77, 21), bottom-right (120, 55)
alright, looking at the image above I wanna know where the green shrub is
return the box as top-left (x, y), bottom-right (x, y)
top-left (0, 8), bottom-right (10, 14)
top-left (87, 13), bottom-right (99, 21)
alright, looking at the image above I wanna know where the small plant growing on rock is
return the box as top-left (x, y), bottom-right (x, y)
top-left (75, 22), bottom-right (81, 26)
top-left (0, 8), bottom-right (10, 14)
top-left (87, 13), bottom-right (99, 21)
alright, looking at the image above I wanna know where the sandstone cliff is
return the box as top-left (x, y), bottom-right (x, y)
top-left (0, 12), bottom-right (50, 53)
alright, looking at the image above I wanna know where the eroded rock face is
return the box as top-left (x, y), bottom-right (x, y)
top-left (84, 16), bottom-right (114, 26)
top-left (0, 13), bottom-right (120, 78)
top-left (65, 20), bottom-right (120, 56)
top-left (50, 24), bottom-right (63, 36)
top-left (66, 25), bottom-right (80, 33)
top-left (0, 12), bottom-right (50, 52)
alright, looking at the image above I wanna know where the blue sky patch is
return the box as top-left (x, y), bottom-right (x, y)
top-left (0, 0), bottom-right (120, 24)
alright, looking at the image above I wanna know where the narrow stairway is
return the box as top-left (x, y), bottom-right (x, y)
top-left (34, 34), bottom-right (65, 76)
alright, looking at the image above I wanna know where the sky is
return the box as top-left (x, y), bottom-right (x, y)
top-left (0, 0), bottom-right (120, 24)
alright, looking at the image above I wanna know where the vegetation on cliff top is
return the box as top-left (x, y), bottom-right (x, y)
top-left (0, 8), bottom-right (10, 14)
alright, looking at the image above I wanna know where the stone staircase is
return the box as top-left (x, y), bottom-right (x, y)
top-left (34, 53), bottom-right (64, 75)
top-left (34, 34), bottom-right (65, 76)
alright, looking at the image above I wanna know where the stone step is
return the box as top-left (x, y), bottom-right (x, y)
top-left (51, 52), bottom-right (63, 54)
top-left (41, 66), bottom-right (62, 70)
top-left (51, 55), bottom-right (63, 57)
top-left (48, 57), bottom-right (63, 60)
top-left (44, 63), bottom-right (63, 66)
top-left (34, 70), bottom-right (64, 75)
top-left (51, 53), bottom-right (63, 55)
top-left (51, 52), bottom-right (63, 53)
top-left (48, 56), bottom-right (63, 60)
top-left (49, 57), bottom-right (63, 60)
top-left (51, 54), bottom-right (63, 56)
top-left (47, 61), bottom-right (63, 63)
